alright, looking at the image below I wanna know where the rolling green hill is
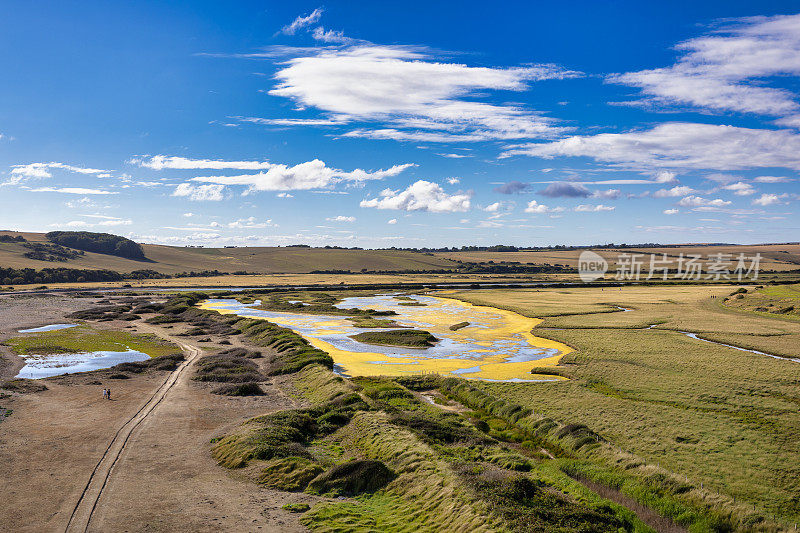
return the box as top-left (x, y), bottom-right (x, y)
top-left (0, 231), bottom-right (457, 275)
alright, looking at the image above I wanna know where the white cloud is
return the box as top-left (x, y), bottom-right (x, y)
top-left (575, 204), bottom-right (615, 212)
top-left (777, 114), bottom-right (800, 128)
top-left (677, 195), bottom-right (732, 207)
top-left (504, 123), bottom-right (800, 171)
top-left (446, 177), bottom-right (460, 184)
top-left (267, 45), bottom-right (579, 142)
top-left (524, 200), bottom-right (563, 214)
top-left (227, 216), bottom-right (276, 228)
top-left (654, 185), bottom-right (695, 197)
top-left (341, 128), bottom-right (490, 143)
top-left (10, 163), bottom-right (51, 181)
top-left (183, 212), bottom-right (194, 217)
top-left (8, 162), bottom-right (109, 185)
top-left (360, 180), bottom-right (471, 212)
top-left (439, 153), bottom-right (470, 158)
top-left (235, 116), bottom-right (348, 127)
top-left (172, 183), bottom-right (225, 201)
top-left (483, 202), bottom-right (502, 212)
top-left (131, 155), bottom-right (273, 170)
top-left (190, 160), bottom-right (414, 192)
top-left (608, 14), bottom-right (800, 117)
top-left (663, 208), bottom-right (679, 215)
top-left (97, 219), bottom-right (132, 226)
top-left (591, 188), bottom-right (621, 199)
top-left (312, 27), bottom-right (354, 45)
top-left (387, 218), bottom-right (397, 224)
top-left (29, 187), bottom-right (117, 195)
top-left (326, 215), bottom-right (356, 222)
top-left (277, 192), bottom-right (294, 198)
top-left (55, 217), bottom-right (132, 228)
top-left (752, 193), bottom-right (789, 206)
top-left (753, 175), bottom-right (794, 183)
top-left (280, 8), bottom-right (323, 35)
top-left (723, 181), bottom-right (757, 195)
top-left (654, 170), bottom-right (678, 183)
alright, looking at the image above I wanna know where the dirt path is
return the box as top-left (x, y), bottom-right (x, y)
top-left (64, 337), bottom-right (202, 533)
top-left (82, 324), bottom-right (314, 533)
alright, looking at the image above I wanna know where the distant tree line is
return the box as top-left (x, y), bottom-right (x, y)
top-left (0, 235), bottom-right (26, 243)
top-left (1, 267), bottom-right (124, 285)
top-left (0, 267), bottom-right (260, 285)
top-left (46, 231), bottom-right (146, 260)
top-left (310, 263), bottom-right (576, 275)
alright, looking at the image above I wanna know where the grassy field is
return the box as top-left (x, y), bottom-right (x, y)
top-left (447, 284), bottom-right (800, 524)
top-left (435, 243), bottom-right (800, 272)
top-left (3, 324), bottom-right (178, 358)
top-left (0, 231), bottom-right (457, 275)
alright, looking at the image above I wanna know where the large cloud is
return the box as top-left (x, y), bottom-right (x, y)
top-left (262, 45), bottom-right (579, 142)
top-left (360, 180), bottom-right (471, 212)
top-left (608, 14), bottom-right (800, 117)
top-left (504, 122), bottom-right (800, 170)
top-left (189, 160), bottom-right (414, 192)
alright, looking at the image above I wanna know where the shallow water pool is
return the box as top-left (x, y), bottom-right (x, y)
top-left (18, 324), bottom-right (77, 333)
top-left (201, 294), bottom-right (570, 382)
top-left (15, 349), bottom-right (150, 379)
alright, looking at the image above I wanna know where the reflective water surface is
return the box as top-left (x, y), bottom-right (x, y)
top-left (201, 294), bottom-right (570, 381)
top-left (15, 349), bottom-right (150, 379)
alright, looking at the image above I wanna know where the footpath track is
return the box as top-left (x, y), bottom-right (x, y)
top-left (64, 333), bottom-right (201, 533)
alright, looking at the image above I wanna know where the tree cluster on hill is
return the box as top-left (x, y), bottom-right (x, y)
top-left (45, 231), bottom-right (146, 260)
top-left (0, 235), bottom-right (26, 243)
top-left (22, 242), bottom-right (85, 262)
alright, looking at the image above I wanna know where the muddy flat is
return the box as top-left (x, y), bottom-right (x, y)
top-left (0, 294), bottom-right (313, 532)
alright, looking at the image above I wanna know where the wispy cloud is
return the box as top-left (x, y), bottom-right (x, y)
top-left (575, 204), bottom-right (615, 212)
top-left (130, 155), bottom-right (273, 170)
top-left (172, 183), bottom-right (225, 201)
top-left (7, 162), bottom-right (109, 185)
top-left (29, 187), bottom-right (117, 195)
top-left (505, 123), bottom-right (800, 171)
top-left (280, 8), bottom-right (323, 36)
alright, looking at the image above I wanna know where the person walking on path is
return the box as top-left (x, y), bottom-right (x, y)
top-left (106, 388), bottom-right (111, 400)
top-left (102, 388), bottom-right (108, 400)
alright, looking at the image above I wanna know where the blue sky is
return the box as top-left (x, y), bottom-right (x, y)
top-left (1, 1), bottom-right (799, 247)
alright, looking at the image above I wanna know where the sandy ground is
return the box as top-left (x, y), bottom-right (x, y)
top-left (0, 293), bottom-right (99, 379)
top-left (0, 294), bottom-right (315, 532)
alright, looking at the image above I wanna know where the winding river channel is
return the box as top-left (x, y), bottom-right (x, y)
top-left (201, 294), bottom-right (572, 381)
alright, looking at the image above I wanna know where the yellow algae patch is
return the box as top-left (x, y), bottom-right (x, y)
top-left (199, 295), bottom-right (572, 381)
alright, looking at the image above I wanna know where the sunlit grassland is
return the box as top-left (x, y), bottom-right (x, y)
top-left (3, 324), bottom-right (178, 358)
top-left (448, 285), bottom-right (800, 523)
